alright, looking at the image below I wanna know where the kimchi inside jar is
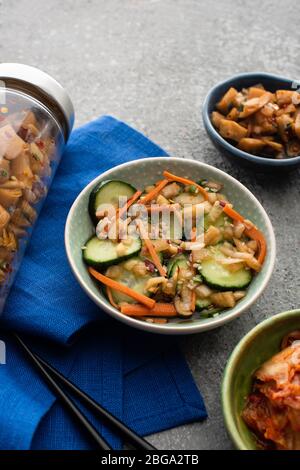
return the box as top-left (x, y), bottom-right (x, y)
top-left (0, 64), bottom-right (74, 312)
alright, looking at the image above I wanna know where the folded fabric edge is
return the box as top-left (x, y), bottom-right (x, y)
top-left (125, 346), bottom-right (207, 438)
top-left (129, 404), bottom-right (207, 440)
top-left (164, 347), bottom-right (208, 413)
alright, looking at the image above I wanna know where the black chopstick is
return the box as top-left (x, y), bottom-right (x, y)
top-left (34, 352), bottom-right (156, 450)
top-left (14, 333), bottom-right (111, 450)
top-left (14, 333), bottom-right (156, 450)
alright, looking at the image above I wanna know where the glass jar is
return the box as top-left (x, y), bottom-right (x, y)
top-left (0, 63), bottom-right (74, 312)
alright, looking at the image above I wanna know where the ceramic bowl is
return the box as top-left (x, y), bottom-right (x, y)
top-left (222, 309), bottom-right (300, 449)
top-left (65, 157), bottom-right (276, 335)
top-left (203, 72), bottom-right (300, 170)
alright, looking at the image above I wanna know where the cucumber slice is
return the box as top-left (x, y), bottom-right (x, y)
top-left (199, 247), bottom-right (252, 290)
top-left (83, 236), bottom-right (141, 268)
top-left (167, 254), bottom-right (188, 277)
top-left (89, 180), bottom-right (136, 224)
top-left (195, 298), bottom-right (212, 310)
top-left (204, 212), bottom-right (229, 230)
top-left (106, 258), bottom-right (154, 305)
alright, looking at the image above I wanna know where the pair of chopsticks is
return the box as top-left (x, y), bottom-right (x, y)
top-left (14, 334), bottom-right (155, 450)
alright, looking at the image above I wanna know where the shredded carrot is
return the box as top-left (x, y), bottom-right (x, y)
top-left (191, 227), bottom-right (197, 242)
top-left (120, 303), bottom-right (177, 317)
top-left (141, 179), bottom-right (169, 204)
top-left (246, 227), bottom-right (267, 265)
top-left (222, 204), bottom-right (267, 264)
top-left (163, 170), bottom-right (209, 200)
top-left (88, 267), bottom-right (155, 309)
top-left (106, 286), bottom-right (120, 310)
top-left (118, 190), bottom-right (142, 219)
top-left (137, 221), bottom-right (167, 277)
top-left (221, 204), bottom-right (245, 225)
top-left (146, 204), bottom-right (178, 213)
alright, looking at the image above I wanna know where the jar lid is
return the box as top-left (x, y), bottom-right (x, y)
top-left (0, 63), bottom-right (75, 139)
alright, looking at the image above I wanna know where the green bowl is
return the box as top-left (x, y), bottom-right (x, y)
top-left (222, 309), bottom-right (300, 449)
top-left (65, 157), bottom-right (276, 335)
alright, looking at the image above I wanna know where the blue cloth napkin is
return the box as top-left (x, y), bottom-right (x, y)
top-left (0, 116), bottom-right (207, 449)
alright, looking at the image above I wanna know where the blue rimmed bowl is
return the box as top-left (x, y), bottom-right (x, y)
top-left (203, 72), bottom-right (300, 170)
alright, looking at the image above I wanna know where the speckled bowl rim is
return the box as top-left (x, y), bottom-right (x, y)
top-left (203, 71), bottom-right (300, 167)
top-left (222, 309), bottom-right (300, 450)
top-left (65, 157), bottom-right (276, 335)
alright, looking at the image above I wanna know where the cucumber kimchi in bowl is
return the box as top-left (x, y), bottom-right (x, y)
top-left (65, 158), bottom-right (276, 334)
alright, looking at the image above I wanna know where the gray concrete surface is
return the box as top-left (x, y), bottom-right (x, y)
top-left (1, 0), bottom-right (300, 450)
